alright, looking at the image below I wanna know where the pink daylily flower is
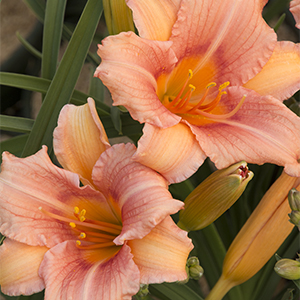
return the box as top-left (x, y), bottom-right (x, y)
top-left (95, 0), bottom-right (300, 183)
top-left (0, 99), bottom-right (193, 299)
top-left (290, 0), bottom-right (300, 28)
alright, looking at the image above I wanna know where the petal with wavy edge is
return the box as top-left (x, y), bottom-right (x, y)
top-left (244, 42), bottom-right (300, 101)
top-left (133, 122), bottom-right (206, 183)
top-left (290, 0), bottom-right (300, 29)
top-left (128, 216), bottom-right (193, 284)
top-left (126, 0), bottom-right (181, 41)
top-left (53, 98), bottom-right (110, 185)
top-left (92, 143), bottom-right (184, 245)
top-left (40, 241), bottom-right (140, 300)
top-left (190, 87), bottom-right (300, 176)
top-left (0, 147), bottom-right (118, 248)
top-left (168, 0), bottom-right (276, 88)
top-left (0, 238), bottom-right (47, 296)
top-left (95, 31), bottom-right (180, 128)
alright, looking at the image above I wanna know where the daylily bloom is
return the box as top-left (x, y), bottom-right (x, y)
top-left (290, 0), bottom-right (300, 29)
top-left (0, 99), bottom-right (193, 299)
top-left (95, 0), bottom-right (300, 183)
top-left (205, 171), bottom-right (299, 300)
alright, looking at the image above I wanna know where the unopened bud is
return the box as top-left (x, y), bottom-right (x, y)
top-left (288, 188), bottom-right (300, 211)
top-left (178, 162), bottom-right (253, 231)
top-left (274, 258), bottom-right (300, 280)
top-left (288, 210), bottom-right (300, 229)
top-left (186, 256), bottom-right (204, 280)
top-left (135, 283), bottom-right (149, 298)
top-left (103, 0), bottom-right (135, 35)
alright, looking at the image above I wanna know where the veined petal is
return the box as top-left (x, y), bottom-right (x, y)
top-left (53, 98), bottom-right (110, 185)
top-left (133, 123), bottom-right (206, 183)
top-left (92, 143), bottom-right (184, 245)
top-left (0, 238), bottom-right (47, 296)
top-left (0, 147), bottom-right (115, 247)
top-left (40, 241), bottom-right (140, 300)
top-left (169, 0), bottom-right (276, 86)
top-left (243, 42), bottom-right (300, 101)
top-left (190, 87), bottom-right (300, 176)
top-left (128, 217), bottom-right (193, 284)
top-left (95, 31), bottom-right (180, 128)
top-left (290, 0), bottom-right (300, 29)
top-left (126, 0), bottom-right (181, 41)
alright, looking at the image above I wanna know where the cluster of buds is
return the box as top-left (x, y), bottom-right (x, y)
top-left (178, 161), bottom-right (253, 231)
top-left (274, 255), bottom-right (300, 281)
top-left (186, 257), bottom-right (204, 281)
top-left (288, 188), bottom-right (300, 229)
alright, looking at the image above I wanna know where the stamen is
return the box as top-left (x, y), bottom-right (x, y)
top-left (74, 207), bottom-right (80, 214)
top-left (76, 241), bottom-right (116, 250)
top-left (172, 84), bottom-right (196, 113)
top-left (79, 232), bottom-right (86, 239)
top-left (69, 222), bottom-right (76, 228)
top-left (191, 95), bottom-right (246, 120)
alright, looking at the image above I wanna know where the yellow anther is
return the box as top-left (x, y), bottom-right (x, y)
top-left (69, 222), bottom-right (76, 228)
top-left (188, 69), bottom-right (193, 79)
top-left (79, 232), bottom-right (86, 239)
top-left (79, 209), bottom-right (86, 217)
top-left (189, 84), bottom-right (196, 91)
top-left (76, 240), bottom-right (81, 246)
top-left (219, 81), bottom-right (230, 91)
top-left (80, 216), bottom-right (86, 222)
top-left (206, 82), bottom-right (217, 89)
top-left (74, 207), bottom-right (80, 214)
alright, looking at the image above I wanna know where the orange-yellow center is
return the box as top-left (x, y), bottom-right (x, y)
top-left (160, 69), bottom-right (245, 126)
top-left (39, 206), bottom-right (122, 252)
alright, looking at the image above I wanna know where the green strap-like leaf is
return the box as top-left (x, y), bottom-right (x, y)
top-left (41, 0), bottom-right (67, 80)
top-left (21, 0), bottom-right (103, 157)
top-left (0, 72), bottom-right (110, 115)
top-left (149, 283), bottom-right (204, 300)
top-left (0, 115), bottom-right (34, 133)
top-left (16, 32), bottom-right (42, 59)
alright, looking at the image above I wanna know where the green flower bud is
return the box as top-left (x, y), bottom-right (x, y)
top-left (135, 284), bottom-right (149, 298)
top-left (187, 256), bottom-right (200, 267)
top-left (189, 265), bottom-right (204, 280)
top-left (274, 258), bottom-right (300, 280)
top-left (288, 210), bottom-right (300, 228)
top-left (288, 188), bottom-right (300, 211)
top-left (178, 162), bottom-right (253, 231)
top-left (103, 0), bottom-right (135, 35)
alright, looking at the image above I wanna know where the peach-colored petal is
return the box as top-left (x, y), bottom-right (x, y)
top-left (169, 0), bottom-right (276, 86)
top-left (92, 143), bottom-right (184, 245)
top-left (0, 146), bottom-right (115, 247)
top-left (190, 87), bottom-right (300, 176)
top-left (290, 0), bottom-right (300, 29)
top-left (0, 238), bottom-right (47, 296)
top-left (53, 98), bottom-right (110, 185)
top-left (243, 42), bottom-right (300, 101)
top-left (134, 122), bottom-right (206, 183)
top-left (40, 241), bottom-right (140, 300)
top-left (126, 0), bottom-right (181, 41)
top-left (128, 217), bottom-right (193, 284)
top-left (95, 31), bottom-right (180, 128)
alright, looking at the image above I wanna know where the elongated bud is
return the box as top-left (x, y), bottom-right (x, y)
top-left (288, 210), bottom-right (300, 229)
top-left (205, 172), bottom-right (298, 300)
top-left (178, 162), bottom-right (253, 231)
top-left (288, 188), bottom-right (300, 211)
top-left (103, 0), bottom-right (135, 35)
top-left (274, 258), bottom-right (300, 280)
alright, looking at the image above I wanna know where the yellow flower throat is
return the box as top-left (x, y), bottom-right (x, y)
top-left (161, 69), bottom-right (245, 126)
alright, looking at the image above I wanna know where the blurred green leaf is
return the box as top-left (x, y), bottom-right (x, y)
top-left (41, 0), bottom-right (67, 80)
top-left (0, 135), bottom-right (29, 163)
top-left (111, 106), bottom-right (122, 135)
top-left (16, 31), bottom-right (42, 59)
top-left (0, 115), bottom-right (34, 133)
top-left (23, 0), bottom-right (46, 22)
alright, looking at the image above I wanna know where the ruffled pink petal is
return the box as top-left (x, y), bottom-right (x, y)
top-left (95, 31), bottom-right (180, 128)
top-left (134, 122), bottom-right (206, 183)
top-left (53, 98), bottom-right (110, 185)
top-left (92, 143), bottom-right (184, 245)
top-left (243, 41), bottom-right (300, 101)
top-left (40, 241), bottom-right (140, 300)
top-left (169, 0), bottom-right (276, 86)
top-left (190, 87), bottom-right (300, 176)
top-left (0, 238), bottom-right (47, 296)
top-left (128, 216), bottom-right (193, 284)
top-left (0, 146), bottom-right (115, 247)
top-left (290, 0), bottom-right (300, 29)
top-left (126, 0), bottom-right (181, 41)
